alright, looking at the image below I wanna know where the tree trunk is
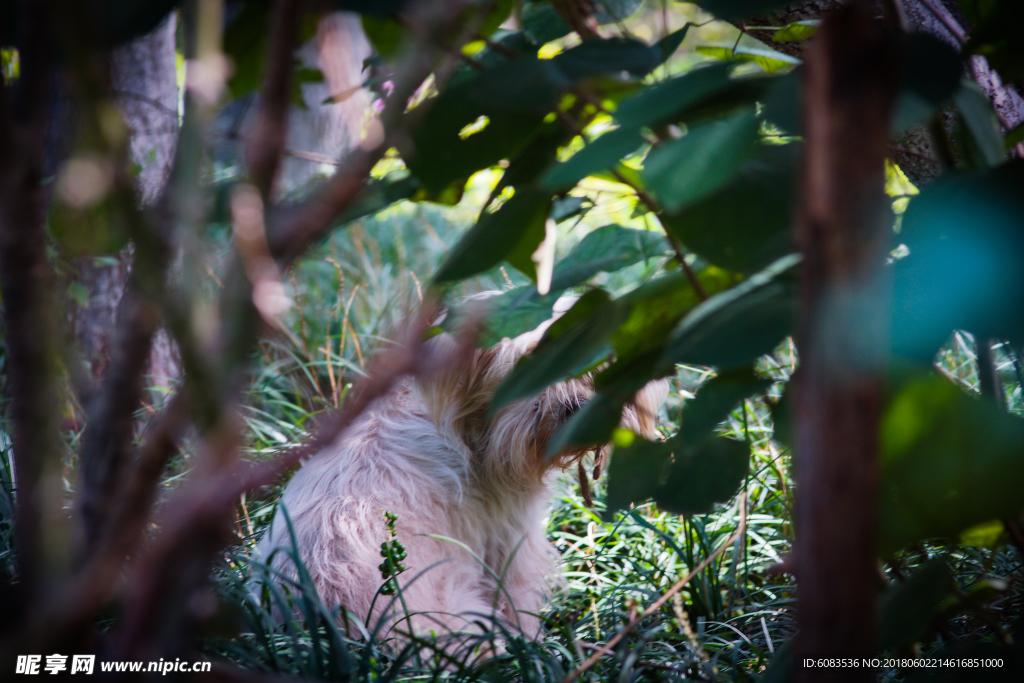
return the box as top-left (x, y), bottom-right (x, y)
top-left (793, 1), bottom-right (898, 678)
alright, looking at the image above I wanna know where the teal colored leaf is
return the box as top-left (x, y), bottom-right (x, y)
top-left (659, 254), bottom-right (799, 370)
top-left (879, 372), bottom-right (1024, 556)
top-left (550, 196), bottom-right (588, 223)
top-left (491, 290), bottom-right (628, 412)
top-left (550, 225), bottom-right (670, 290)
top-left (433, 188), bottom-right (552, 283)
top-left (591, 0), bottom-right (644, 24)
top-left (891, 161), bottom-right (1024, 360)
top-left (442, 287), bottom-right (562, 347)
top-left (642, 109), bottom-right (760, 214)
top-left (660, 144), bottom-right (797, 274)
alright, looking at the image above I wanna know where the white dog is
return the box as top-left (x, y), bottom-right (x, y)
top-left (257, 300), bottom-right (667, 641)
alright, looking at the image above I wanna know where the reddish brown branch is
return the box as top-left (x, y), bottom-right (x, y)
top-left (245, 0), bottom-right (304, 196)
top-left (793, 1), bottom-right (898, 677)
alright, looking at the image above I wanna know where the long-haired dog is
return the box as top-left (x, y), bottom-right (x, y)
top-left (256, 297), bottom-right (667, 640)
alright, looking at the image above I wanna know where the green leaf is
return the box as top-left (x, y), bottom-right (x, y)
top-left (521, 1), bottom-right (572, 45)
top-left (678, 366), bottom-right (771, 445)
top-left (552, 37), bottom-right (661, 81)
top-left (642, 108), bottom-right (760, 214)
top-left (772, 20), bottom-right (819, 43)
top-left (491, 290), bottom-right (628, 412)
top-left (605, 435), bottom-right (672, 514)
top-left (433, 188), bottom-right (552, 283)
top-left (965, 1), bottom-right (1024, 83)
top-left (362, 15), bottom-right (407, 60)
top-left (891, 161), bottom-right (1024, 359)
top-left (406, 86), bottom-right (546, 193)
top-left (660, 143), bottom-right (797, 274)
top-left (654, 25), bottom-right (691, 63)
top-left (540, 127), bottom-right (645, 192)
top-left (954, 80), bottom-right (1005, 168)
top-left (550, 196), bottom-right (588, 224)
top-left (878, 558), bottom-right (955, 650)
top-left (445, 287), bottom-right (562, 347)
top-left (613, 61), bottom-right (739, 130)
top-left (761, 69), bottom-right (800, 135)
top-left (224, 1), bottom-right (270, 100)
top-left (591, 0), bottom-right (644, 24)
top-left (550, 225), bottom-right (670, 290)
top-left (658, 253), bottom-right (799, 370)
top-left (605, 266), bottom-right (736, 377)
top-left (332, 172), bottom-right (418, 226)
top-left (653, 436), bottom-right (749, 515)
top-left (879, 372), bottom-right (1024, 556)
top-left (695, 45), bottom-right (799, 74)
top-left (892, 33), bottom-right (963, 133)
top-left (67, 281), bottom-right (91, 308)
top-left (547, 392), bottom-right (626, 459)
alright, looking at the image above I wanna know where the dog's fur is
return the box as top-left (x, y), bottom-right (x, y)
top-left (257, 302), bottom-right (667, 639)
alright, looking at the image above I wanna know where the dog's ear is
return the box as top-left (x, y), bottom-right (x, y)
top-left (416, 332), bottom-right (501, 451)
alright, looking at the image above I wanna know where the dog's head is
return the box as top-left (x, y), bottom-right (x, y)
top-left (418, 296), bottom-right (668, 485)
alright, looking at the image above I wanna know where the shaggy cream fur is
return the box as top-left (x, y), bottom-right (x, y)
top-left (257, 305), bottom-right (667, 641)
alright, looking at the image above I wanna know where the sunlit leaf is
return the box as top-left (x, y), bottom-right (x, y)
top-left (642, 108), bottom-right (760, 214)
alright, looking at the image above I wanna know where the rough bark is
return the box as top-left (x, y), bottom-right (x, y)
top-left (70, 14), bottom-right (181, 387)
top-left (793, 1), bottom-right (898, 677)
top-left (736, 0), bottom-right (1024, 185)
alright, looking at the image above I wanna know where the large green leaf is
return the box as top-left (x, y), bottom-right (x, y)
top-left (541, 127), bottom-right (646, 192)
top-left (653, 436), bottom-right (749, 515)
top-left (521, 1), bottom-right (572, 45)
top-left (879, 372), bottom-right (1024, 556)
top-left (550, 225), bottom-right (670, 290)
top-left (878, 557), bottom-right (954, 651)
top-left (678, 366), bottom-right (771, 445)
top-left (660, 144), bottom-right (797, 274)
top-left (552, 37), bottom-right (661, 81)
top-left (659, 254), bottom-right (799, 370)
top-left (442, 287), bottom-right (562, 347)
top-left (406, 90), bottom-right (546, 194)
top-left (491, 290), bottom-right (628, 411)
top-left (642, 109), bottom-right (760, 214)
top-left (605, 435), bottom-right (672, 514)
top-left (891, 161), bottom-right (1024, 360)
top-left (433, 188), bottom-right (552, 283)
top-left (613, 61), bottom-right (739, 130)
top-left (546, 392), bottom-right (626, 458)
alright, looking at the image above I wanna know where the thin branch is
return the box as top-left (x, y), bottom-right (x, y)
top-left (245, 0), bottom-right (303, 196)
